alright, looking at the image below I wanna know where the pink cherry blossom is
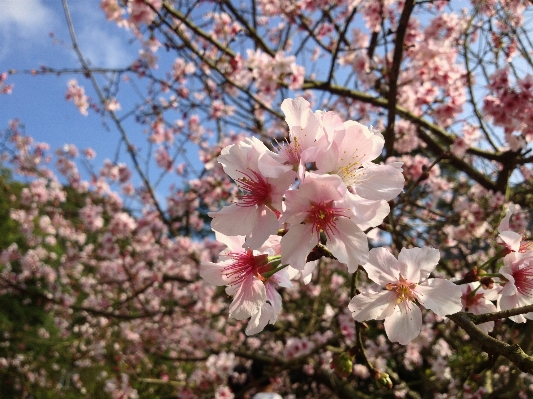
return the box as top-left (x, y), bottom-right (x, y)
top-left (200, 233), bottom-right (289, 324)
top-left (100, 0), bottom-right (123, 22)
top-left (128, 0), bottom-right (161, 27)
top-left (349, 247), bottom-right (462, 344)
top-left (498, 205), bottom-right (531, 253)
top-left (281, 173), bottom-right (369, 272)
top-left (65, 79), bottom-right (89, 116)
top-left (209, 136), bottom-right (295, 249)
top-left (316, 122), bottom-right (404, 202)
top-left (498, 251), bottom-right (533, 323)
top-left (277, 97), bottom-right (322, 174)
top-left (460, 283), bottom-right (498, 334)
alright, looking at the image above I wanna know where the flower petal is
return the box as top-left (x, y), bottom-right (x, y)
top-left (209, 203), bottom-right (258, 236)
top-left (500, 230), bottom-right (522, 253)
top-left (345, 194), bottom-right (389, 230)
top-left (228, 276), bottom-right (266, 320)
top-left (244, 207), bottom-right (280, 250)
top-left (384, 301), bottom-right (422, 345)
top-left (398, 247), bottom-right (440, 282)
top-left (199, 261), bottom-right (230, 286)
top-left (353, 163), bottom-right (404, 201)
top-left (265, 283), bottom-right (283, 323)
top-left (349, 290), bottom-right (397, 322)
top-left (327, 218), bottom-right (369, 272)
top-left (245, 302), bottom-right (274, 335)
top-left (416, 278), bottom-right (462, 317)
top-left (363, 247), bottom-right (401, 286)
top-left (214, 231), bottom-right (246, 254)
top-left (280, 223), bottom-right (317, 271)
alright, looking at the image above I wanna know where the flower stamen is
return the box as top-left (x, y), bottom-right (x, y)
top-left (305, 200), bottom-right (346, 239)
top-left (236, 169), bottom-right (272, 207)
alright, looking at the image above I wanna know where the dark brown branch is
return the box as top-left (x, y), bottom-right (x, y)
top-left (449, 312), bottom-right (533, 374)
top-left (384, 0), bottom-right (415, 157)
top-left (466, 304), bottom-right (533, 324)
top-left (221, 0), bottom-right (275, 57)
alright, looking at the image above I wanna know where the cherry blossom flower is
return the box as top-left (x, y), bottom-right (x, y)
top-left (498, 251), bottom-right (533, 323)
top-left (349, 247), bottom-right (462, 344)
top-left (315, 121), bottom-right (404, 202)
top-left (100, 0), bottom-right (123, 22)
top-left (128, 0), bottom-right (161, 27)
top-left (200, 233), bottom-right (291, 324)
top-left (276, 97), bottom-right (322, 175)
top-left (66, 79), bottom-right (89, 116)
top-left (312, 120), bottom-right (403, 230)
top-left (209, 136), bottom-right (295, 249)
top-left (104, 373), bottom-right (139, 399)
top-left (498, 204), bottom-right (531, 253)
top-left (215, 385), bottom-right (235, 399)
top-left (281, 173), bottom-right (369, 272)
top-left (460, 283), bottom-right (498, 334)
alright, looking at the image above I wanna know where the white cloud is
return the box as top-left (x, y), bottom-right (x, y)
top-left (0, 1), bottom-right (137, 68)
top-left (70, 3), bottom-right (138, 69)
top-left (77, 27), bottom-right (137, 69)
top-left (0, 0), bottom-right (58, 62)
top-left (0, 0), bottom-right (56, 34)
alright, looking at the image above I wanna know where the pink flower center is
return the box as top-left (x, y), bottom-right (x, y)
top-left (223, 250), bottom-right (269, 285)
top-left (386, 275), bottom-right (418, 304)
top-left (461, 285), bottom-right (485, 310)
top-left (519, 240), bottom-right (533, 253)
top-left (305, 200), bottom-right (345, 239)
top-left (236, 170), bottom-right (272, 207)
top-left (513, 264), bottom-right (533, 297)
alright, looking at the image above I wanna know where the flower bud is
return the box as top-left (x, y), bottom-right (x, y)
top-left (330, 352), bottom-right (353, 378)
top-left (374, 371), bottom-right (393, 390)
top-left (463, 266), bottom-right (479, 283)
top-left (480, 276), bottom-right (494, 289)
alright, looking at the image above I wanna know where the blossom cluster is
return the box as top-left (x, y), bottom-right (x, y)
top-left (201, 97), bottom-right (408, 336)
top-left (200, 98), bottom-right (533, 347)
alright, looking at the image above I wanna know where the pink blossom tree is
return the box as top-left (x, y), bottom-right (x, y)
top-left (3, 0), bottom-right (533, 398)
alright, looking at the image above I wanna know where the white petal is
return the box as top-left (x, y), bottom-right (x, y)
top-left (500, 230), bottom-right (522, 252)
top-left (384, 302), bottom-right (422, 345)
top-left (214, 231), bottom-right (245, 253)
top-left (280, 224), bottom-right (318, 271)
top-left (498, 205), bottom-right (516, 233)
top-left (218, 139), bottom-right (257, 179)
top-left (229, 277), bottom-right (266, 320)
top-left (244, 207), bottom-right (280, 250)
top-left (270, 267), bottom-right (293, 288)
top-left (265, 283), bottom-right (282, 323)
top-left (209, 204), bottom-right (258, 236)
top-left (327, 218), bottom-right (369, 272)
top-left (353, 163), bottom-right (404, 201)
top-left (363, 247), bottom-right (401, 286)
top-left (345, 194), bottom-right (389, 230)
top-left (245, 303), bottom-right (274, 335)
top-left (499, 265), bottom-right (518, 297)
top-left (398, 247), bottom-right (440, 282)
top-left (477, 321), bottom-right (495, 334)
top-left (199, 261), bottom-right (230, 286)
top-left (281, 97), bottom-right (320, 149)
top-left (281, 97), bottom-right (311, 129)
top-left (498, 294), bottom-right (528, 323)
top-left (416, 278), bottom-right (462, 317)
top-left (349, 290), bottom-right (397, 321)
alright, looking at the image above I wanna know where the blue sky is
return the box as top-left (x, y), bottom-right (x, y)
top-left (0, 0), bottom-right (211, 211)
top-left (0, 1), bottom-right (145, 184)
